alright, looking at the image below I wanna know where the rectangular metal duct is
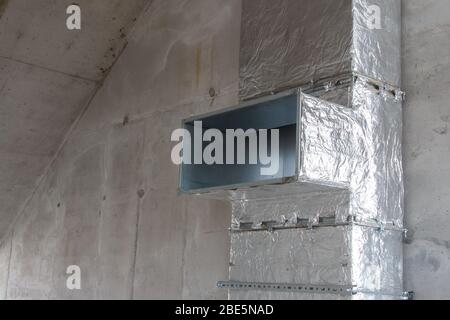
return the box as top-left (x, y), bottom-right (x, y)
top-left (180, 91), bottom-right (299, 193)
top-left (181, 76), bottom-right (403, 227)
top-left (180, 0), bottom-right (406, 300)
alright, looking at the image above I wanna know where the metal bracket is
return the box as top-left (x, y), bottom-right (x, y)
top-left (218, 281), bottom-right (414, 300)
top-left (242, 73), bottom-right (354, 102)
top-left (232, 221), bottom-right (349, 234)
top-left (232, 215), bottom-right (406, 234)
top-left (261, 220), bottom-right (278, 232)
top-left (405, 291), bottom-right (415, 300)
top-left (403, 291), bottom-right (415, 300)
top-left (238, 222), bottom-right (254, 231)
top-left (355, 289), bottom-right (415, 300)
top-left (217, 281), bottom-right (354, 297)
top-left (353, 73), bottom-right (405, 102)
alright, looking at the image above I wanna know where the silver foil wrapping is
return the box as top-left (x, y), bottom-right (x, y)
top-left (240, 0), bottom-right (353, 100)
top-left (300, 79), bottom-right (404, 227)
top-left (229, 226), bottom-right (403, 300)
top-left (231, 190), bottom-right (350, 227)
top-left (352, 0), bottom-right (402, 86)
top-left (229, 227), bottom-right (352, 300)
top-left (239, 0), bottom-right (402, 100)
top-left (351, 226), bottom-right (403, 296)
top-left (227, 79), bottom-right (404, 299)
top-left (176, 0), bottom-right (404, 300)
top-left (201, 78), bottom-right (404, 227)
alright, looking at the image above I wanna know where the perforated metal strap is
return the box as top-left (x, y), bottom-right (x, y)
top-left (218, 281), bottom-right (414, 300)
top-left (217, 281), bottom-right (354, 296)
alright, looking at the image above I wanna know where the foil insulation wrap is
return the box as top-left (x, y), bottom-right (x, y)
top-left (225, 77), bottom-right (404, 226)
top-left (231, 190), bottom-right (350, 226)
top-left (229, 226), bottom-right (403, 300)
top-left (224, 0), bottom-right (404, 300)
top-left (229, 79), bottom-right (404, 299)
top-left (352, 0), bottom-right (402, 86)
top-left (229, 227), bottom-right (352, 300)
top-left (240, 0), bottom-right (353, 100)
top-left (239, 0), bottom-right (401, 100)
top-left (351, 227), bottom-right (403, 296)
top-left (301, 78), bottom-right (404, 227)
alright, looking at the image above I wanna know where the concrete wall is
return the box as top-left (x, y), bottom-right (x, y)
top-left (0, 0), bottom-right (149, 238)
top-left (0, 0), bottom-right (240, 299)
top-left (403, 0), bottom-right (450, 300)
top-left (0, 0), bottom-right (450, 300)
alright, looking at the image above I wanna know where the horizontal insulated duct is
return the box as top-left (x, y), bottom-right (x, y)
top-left (180, 76), bottom-right (403, 228)
top-left (180, 90), bottom-right (299, 194)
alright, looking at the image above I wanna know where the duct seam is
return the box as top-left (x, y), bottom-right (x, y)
top-left (230, 220), bottom-right (406, 234)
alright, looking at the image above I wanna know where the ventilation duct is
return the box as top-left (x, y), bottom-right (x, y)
top-left (180, 0), bottom-right (408, 299)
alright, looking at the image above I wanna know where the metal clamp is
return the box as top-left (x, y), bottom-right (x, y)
top-left (218, 281), bottom-right (414, 300)
top-left (217, 281), bottom-right (354, 296)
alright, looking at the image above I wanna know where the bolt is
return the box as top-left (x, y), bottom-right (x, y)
top-left (123, 115), bottom-right (129, 126)
top-left (137, 189), bottom-right (146, 199)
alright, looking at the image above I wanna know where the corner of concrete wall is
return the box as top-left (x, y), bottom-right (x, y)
top-left (0, 0), bottom-right (242, 300)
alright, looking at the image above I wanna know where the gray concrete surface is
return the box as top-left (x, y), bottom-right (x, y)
top-left (0, 0), bottom-right (149, 238)
top-left (403, 0), bottom-right (450, 300)
top-left (0, 0), bottom-right (240, 299)
top-left (0, 0), bottom-right (449, 300)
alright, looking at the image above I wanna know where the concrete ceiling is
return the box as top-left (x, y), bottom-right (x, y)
top-left (0, 0), bottom-right (150, 236)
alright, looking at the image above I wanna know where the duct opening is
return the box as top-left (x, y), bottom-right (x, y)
top-left (180, 92), bottom-right (299, 193)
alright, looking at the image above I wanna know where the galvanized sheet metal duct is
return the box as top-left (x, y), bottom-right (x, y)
top-left (227, 0), bottom-right (406, 300)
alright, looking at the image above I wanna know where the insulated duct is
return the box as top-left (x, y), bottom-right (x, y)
top-left (225, 76), bottom-right (405, 300)
top-left (239, 0), bottom-right (401, 100)
top-left (180, 0), bottom-right (407, 300)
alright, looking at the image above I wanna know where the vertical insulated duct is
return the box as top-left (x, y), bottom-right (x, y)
top-left (226, 0), bottom-right (406, 300)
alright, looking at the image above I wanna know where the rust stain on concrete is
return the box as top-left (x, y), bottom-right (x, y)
top-left (195, 46), bottom-right (201, 88)
top-left (0, 0), bottom-right (9, 19)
